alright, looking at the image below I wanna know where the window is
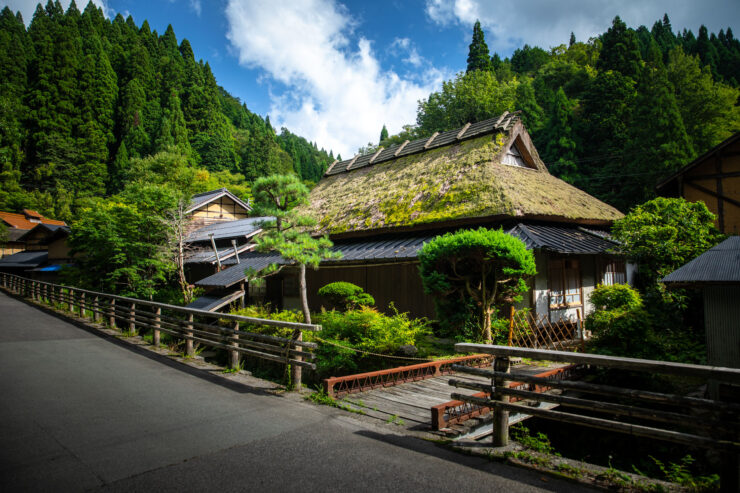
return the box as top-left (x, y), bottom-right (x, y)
top-left (548, 259), bottom-right (582, 308)
top-left (601, 259), bottom-right (626, 285)
top-left (502, 142), bottom-right (528, 168)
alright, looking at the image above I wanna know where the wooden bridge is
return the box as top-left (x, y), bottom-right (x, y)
top-left (323, 356), bottom-right (578, 437)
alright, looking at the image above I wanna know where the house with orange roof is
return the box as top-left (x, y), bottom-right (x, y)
top-left (0, 209), bottom-right (67, 257)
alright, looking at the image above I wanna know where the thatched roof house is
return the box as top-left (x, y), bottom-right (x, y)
top-left (302, 112), bottom-right (621, 237)
top-left (197, 112), bottom-right (627, 322)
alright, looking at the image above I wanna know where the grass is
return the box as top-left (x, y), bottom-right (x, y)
top-left (385, 414), bottom-right (405, 426)
top-left (304, 389), bottom-right (366, 415)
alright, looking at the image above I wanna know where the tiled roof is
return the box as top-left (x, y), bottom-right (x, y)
top-left (186, 217), bottom-right (268, 243)
top-left (0, 250), bottom-right (48, 268)
top-left (662, 236), bottom-right (740, 285)
top-left (325, 112), bottom-right (521, 177)
top-left (186, 188), bottom-right (252, 213)
top-left (197, 223), bottom-right (619, 288)
top-left (0, 210), bottom-right (66, 230)
top-left (506, 224), bottom-right (619, 255)
top-left (16, 224), bottom-right (70, 243)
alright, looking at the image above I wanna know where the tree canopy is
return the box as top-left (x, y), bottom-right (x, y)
top-left (418, 228), bottom-right (536, 342)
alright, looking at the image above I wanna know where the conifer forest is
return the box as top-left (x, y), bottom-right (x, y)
top-left (0, 1), bottom-right (334, 221)
top-left (0, 3), bottom-right (739, 219)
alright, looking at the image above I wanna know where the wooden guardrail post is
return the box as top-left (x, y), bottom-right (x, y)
top-left (492, 356), bottom-right (511, 447)
top-left (109, 298), bottom-right (116, 328)
top-left (68, 288), bottom-right (75, 313)
top-left (230, 321), bottom-right (240, 369)
top-left (129, 302), bottom-right (136, 333)
top-left (153, 307), bottom-right (161, 346)
top-left (93, 296), bottom-right (100, 322)
top-left (80, 292), bottom-right (86, 318)
top-left (292, 329), bottom-right (303, 390)
top-left (185, 313), bottom-right (194, 357)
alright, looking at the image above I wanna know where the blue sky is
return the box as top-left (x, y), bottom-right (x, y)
top-left (4, 0), bottom-right (740, 157)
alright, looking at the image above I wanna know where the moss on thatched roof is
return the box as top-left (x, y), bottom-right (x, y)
top-left (303, 118), bottom-right (623, 236)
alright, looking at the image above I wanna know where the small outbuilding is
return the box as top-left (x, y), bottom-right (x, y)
top-left (662, 236), bottom-right (740, 372)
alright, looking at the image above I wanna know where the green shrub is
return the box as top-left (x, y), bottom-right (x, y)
top-left (315, 305), bottom-right (429, 353)
top-left (317, 282), bottom-right (375, 311)
top-left (312, 305), bottom-right (431, 377)
top-left (229, 305), bottom-right (304, 338)
top-left (587, 288), bottom-right (663, 358)
top-left (590, 284), bottom-right (642, 311)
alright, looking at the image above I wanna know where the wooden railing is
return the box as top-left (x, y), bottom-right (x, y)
top-left (323, 354), bottom-right (493, 398)
top-left (430, 364), bottom-right (581, 430)
top-left (0, 273), bottom-right (321, 388)
top-left (451, 344), bottom-right (740, 492)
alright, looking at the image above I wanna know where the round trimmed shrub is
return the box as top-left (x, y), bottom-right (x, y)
top-left (318, 282), bottom-right (375, 311)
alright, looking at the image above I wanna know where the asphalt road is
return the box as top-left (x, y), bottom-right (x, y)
top-left (0, 291), bottom-right (593, 492)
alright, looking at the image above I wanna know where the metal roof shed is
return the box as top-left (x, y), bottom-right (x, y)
top-left (662, 236), bottom-right (740, 371)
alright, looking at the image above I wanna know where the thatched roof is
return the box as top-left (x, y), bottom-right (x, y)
top-left (303, 113), bottom-right (623, 236)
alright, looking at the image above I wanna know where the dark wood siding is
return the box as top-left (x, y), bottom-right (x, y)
top-left (306, 262), bottom-right (436, 319)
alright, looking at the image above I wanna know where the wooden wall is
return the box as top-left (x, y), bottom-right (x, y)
top-left (189, 196), bottom-right (250, 229)
top-left (681, 139), bottom-right (740, 234)
top-left (703, 286), bottom-right (740, 369)
top-left (305, 262), bottom-right (437, 319)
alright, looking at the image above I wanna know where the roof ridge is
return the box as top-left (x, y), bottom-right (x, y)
top-left (325, 112), bottom-right (520, 177)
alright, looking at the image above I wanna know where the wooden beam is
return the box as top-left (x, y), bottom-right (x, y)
top-left (684, 181), bottom-right (740, 210)
top-left (394, 140), bottom-right (409, 157)
top-left (684, 171), bottom-right (740, 181)
top-left (716, 153), bottom-right (725, 233)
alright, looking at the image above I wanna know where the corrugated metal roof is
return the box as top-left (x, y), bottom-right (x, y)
top-left (184, 244), bottom-right (254, 264)
top-left (662, 236), bottom-right (740, 285)
top-left (324, 112), bottom-right (521, 177)
top-left (185, 290), bottom-right (244, 311)
top-left (0, 250), bottom-right (48, 268)
top-left (187, 217), bottom-right (269, 243)
top-left (507, 224), bottom-right (618, 254)
top-left (196, 252), bottom-right (285, 288)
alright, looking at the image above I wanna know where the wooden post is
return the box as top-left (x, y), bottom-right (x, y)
top-left (109, 298), bottom-right (116, 328)
top-left (153, 307), bottom-right (161, 347)
top-left (230, 321), bottom-right (240, 369)
top-left (185, 313), bottom-right (194, 357)
top-left (93, 296), bottom-right (100, 322)
top-left (492, 356), bottom-right (511, 447)
top-left (129, 302), bottom-right (136, 333)
top-left (68, 289), bottom-right (75, 313)
top-left (508, 305), bottom-right (515, 347)
top-left (292, 330), bottom-right (303, 390)
top-left (80, 292), bottom-right (86, 318)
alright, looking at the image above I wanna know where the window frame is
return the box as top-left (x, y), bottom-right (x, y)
top-left (600, 258), bottom-right (627, 286)
top-left (548, 258), bottom-right (583, 309)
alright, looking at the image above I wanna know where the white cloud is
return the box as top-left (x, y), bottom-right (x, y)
top-left (390, 37), bottom-right (424, 68)
top-left (425, 0), bottom-right (740, 55)
top-left (189, 0), bottom-right (201, 16)
top-left (2, 0), bottom-right (111, 25)
top-left (225, 0), bottom-right (446, 157)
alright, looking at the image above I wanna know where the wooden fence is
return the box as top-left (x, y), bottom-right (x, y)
top-left (450, 344), bottom-right (740, 492)
top-left (507, 307), bottom-right (585, 352)
top-left (0, 273), bottom-right (321, 388)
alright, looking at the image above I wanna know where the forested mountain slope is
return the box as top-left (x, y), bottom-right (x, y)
top-left (0, 1), bottom-right (333, 221)
top-left (392, 16), bottom-right (740, 212)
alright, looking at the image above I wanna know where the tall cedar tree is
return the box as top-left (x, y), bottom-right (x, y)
top-left (466, 21), bottom-right (490, 73)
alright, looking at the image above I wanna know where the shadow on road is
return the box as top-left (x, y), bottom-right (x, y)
top-left (352, 429), bottom-right (590, 492)
top-left (7, 291), bottom-right (279, 399)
